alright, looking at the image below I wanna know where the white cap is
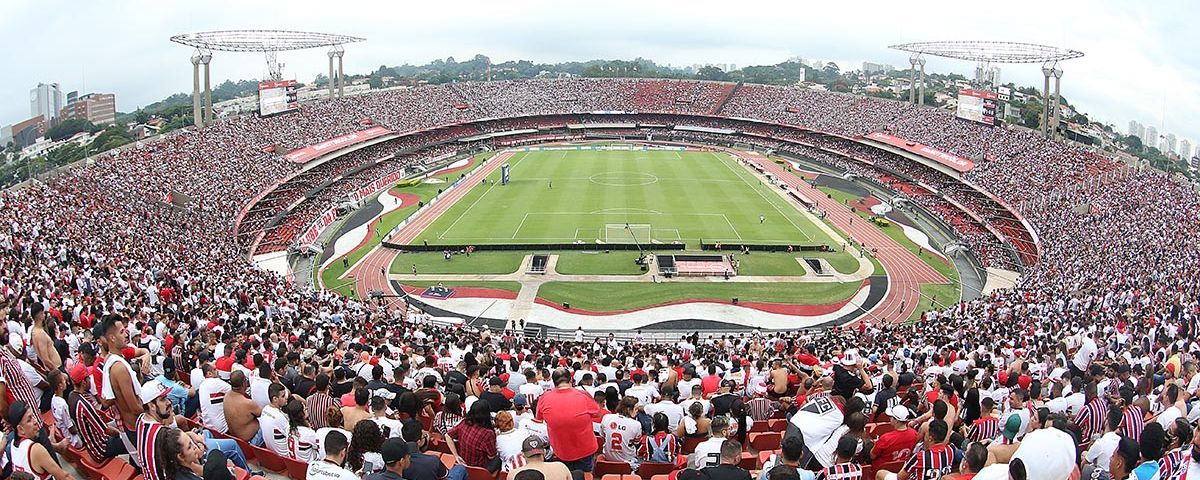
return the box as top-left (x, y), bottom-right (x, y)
top-left (886, 404), bottom-right (912, 421)
top-left (840, 349), bottom-right (860, 366)
top-left (139, 380), bottom-right (171, 406)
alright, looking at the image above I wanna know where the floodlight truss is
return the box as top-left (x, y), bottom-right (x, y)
top-left (889, 41), bottom-right (1083, 64)
top-left (169, 30), bottom-right (365, 52)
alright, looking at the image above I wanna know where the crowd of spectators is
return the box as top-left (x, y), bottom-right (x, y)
top-left (0, 77), bottom-right (1195, 479)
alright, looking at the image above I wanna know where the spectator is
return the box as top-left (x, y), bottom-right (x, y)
top-left (536, 368), bottom-right (600, 472)
top-left (307, 430), bottom-right (359, 480)
top-left (700, 440), bottom-right (752, 480)
top-left (508, 437), bottom-right (572, 480)
top-left (447, 400), bottom-right (500, 472)
top-left (364, 438), bottom-right (412, 480)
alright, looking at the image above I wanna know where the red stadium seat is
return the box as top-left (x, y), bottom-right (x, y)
top-left (637, 463), bottom-right (677, 477)
top-left (748, 432), bottom-right (781, 452)
top-left (595, 459), bottom-right (634, 476)
top-left (282, 455), bottom-right (310, 480)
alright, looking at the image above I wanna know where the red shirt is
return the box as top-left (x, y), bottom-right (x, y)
top-left (536, 386), bottom-right (601, 461)
top-left (871, 428), bottom-right (918, 470)
top-left (701, 375), bottom-right (721, 396)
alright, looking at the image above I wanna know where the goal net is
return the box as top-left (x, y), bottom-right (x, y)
top-left (604, 223), bottom-right (651, 244)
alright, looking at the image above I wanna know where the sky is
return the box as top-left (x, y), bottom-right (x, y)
top-left (1, 0), bottom-right (1195, 150)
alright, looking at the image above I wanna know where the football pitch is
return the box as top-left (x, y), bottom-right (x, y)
top-left (414, 149), bottom-right (839, 247)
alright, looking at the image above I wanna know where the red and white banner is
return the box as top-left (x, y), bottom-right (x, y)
top-left (283, 126), bottom-right (393, 163)
top-left (959, 88), bottom-right (999, 100)
top-left (298, 206), bottom-right (339, 246)
top-left (864, 131), bottom-right (976, 173)
top-left (349, 169), bottom-right (408, 204)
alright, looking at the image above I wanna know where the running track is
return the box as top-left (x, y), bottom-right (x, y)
top-left (738, 150), bottom-right (949, 323)
top-left (348, 151), bottom-right (515, 302)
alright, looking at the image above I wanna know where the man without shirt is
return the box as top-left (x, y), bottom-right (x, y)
top-left (224, 370), bottom-right (263, 446)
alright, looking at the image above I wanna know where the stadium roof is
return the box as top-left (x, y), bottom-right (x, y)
top-left (169, 30), bottom-right (365, 52)
top-left (889, 41), bottom-right (1083, 64)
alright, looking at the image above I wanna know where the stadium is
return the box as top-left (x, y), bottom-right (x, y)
top-left (2, 19), bottom-right (1198, 480)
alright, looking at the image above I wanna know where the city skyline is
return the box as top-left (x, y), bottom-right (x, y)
top-left (0, 0), bottom-right (1195, 145)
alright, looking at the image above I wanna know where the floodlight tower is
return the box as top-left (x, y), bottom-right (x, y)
top-left (170, 30), bottom-right (365, 126)
top-left (889, 41), bottom-right (1083, 136)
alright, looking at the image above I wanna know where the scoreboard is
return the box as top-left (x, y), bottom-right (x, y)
top-left (258, 80), bottom-right (299, 116)
top-left (956, 88), bottom-right (1000, 126)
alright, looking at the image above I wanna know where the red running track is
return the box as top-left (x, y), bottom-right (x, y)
top-left (738, 151), bottom-right (949, 323)
top-left (348, 152), bottom-right (515, 303)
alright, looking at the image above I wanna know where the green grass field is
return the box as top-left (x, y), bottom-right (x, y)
top-left (414, 150), bottom-right (845, 248)
top-left (536, 281), bottom-right (863, 311)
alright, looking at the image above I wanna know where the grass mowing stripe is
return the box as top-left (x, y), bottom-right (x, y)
top-left (711, 152), bottom-right (813, 242)
top-left (536, 281), bottom-right (862, 312)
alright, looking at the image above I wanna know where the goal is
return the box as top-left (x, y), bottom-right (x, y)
top-left (604, 223), bottom-right (651, 244)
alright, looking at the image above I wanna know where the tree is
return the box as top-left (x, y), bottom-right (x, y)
top-left (695, 65), bottom-right (729, 81)
top-left (45, 118), bottom-right (98, 141)
top-left (1122, 135), bottom-right (1144, 153)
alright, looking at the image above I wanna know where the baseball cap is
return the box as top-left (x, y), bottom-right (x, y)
top-left (840, 349), bottom-right (860, 366)
top-left (522, 436), bottom-right (547, 456)
top-left (380, 438), bottom-right (410, 464)
top-left (513, 394), bottom-right (528, 407)
top-left (69, 363), bottom-right (92, 385)
top-left (139, 380), bottom-right (171, 405)
top-left (885, 405), bottom-right (912, 422)
top-left (1002, 415), bottom-right (1022, 441)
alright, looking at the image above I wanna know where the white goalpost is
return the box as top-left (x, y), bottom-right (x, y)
top-left (604, 223), bottom-right (651, 243)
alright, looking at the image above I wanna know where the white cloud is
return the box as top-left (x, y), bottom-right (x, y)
top-left (0, 0), bottom-right (1195, 147)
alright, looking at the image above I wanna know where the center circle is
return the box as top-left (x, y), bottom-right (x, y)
top-left (588, 172), bottom-right (659, 187)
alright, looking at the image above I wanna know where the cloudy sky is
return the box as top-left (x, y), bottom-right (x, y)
top-left (1, 0), bottom-right (1195, 149)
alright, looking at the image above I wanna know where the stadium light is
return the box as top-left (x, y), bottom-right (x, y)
top-left (170, 30), bottom-right (365, 127)
top-left (890, 41), bottom-right (1083, 138)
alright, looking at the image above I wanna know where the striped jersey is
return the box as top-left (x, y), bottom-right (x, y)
top-left (639, 432), bottom-right (680, 464)
top-left (0, 349), bottom-right (43, 429)
top-left (968, 416), bottom-right (999, 442)
top-left (136, 416), bottom-right (165, 480)
top-left (1162, 448), bottom-right (1187, 480)
top-left (1075, 397), bottom-right (1108, 441)
top-left (818, 462), bottom-right (863, 480)
top-left (1119, 405), bottom-right (1144, 443)
top-left (902, 444), bottom-right (955, 480)
top-left (305, 391), bottom-right (339, 429)
top-left (68, 391), bottom-right (112, 461)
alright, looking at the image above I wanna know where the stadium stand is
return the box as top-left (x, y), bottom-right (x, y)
top-left (0, 78), bottom-right (1195, 479)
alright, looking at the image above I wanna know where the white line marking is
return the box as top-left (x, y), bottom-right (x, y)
top-left (712, 152), bottom-right (813, 241)
top-left (722, 214), bottom-right (744, 241)
top-left (512, 213), bottom-right (530, 239)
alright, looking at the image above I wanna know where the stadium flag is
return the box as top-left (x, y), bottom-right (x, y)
top-left (164, 190), bottom-right (193, 207)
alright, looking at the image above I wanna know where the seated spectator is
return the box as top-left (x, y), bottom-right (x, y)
top-left (364, 438), bottom-right (412, 480)
top-left (639, 412), bottom-right (681, 466)
top-left (447, 401), bottom-right (500, 472)
top-left (700, 440), bottom-right (751, 480)
top-left (507, 437), bottom-right (571, 480)
top-left (307, 430), bottom-right (359, 480)
top-left (692, 415), bottom-right (731, 469)
top-left (817, 436), bottom-right (862, 480)
top-left (347, 418), bottom-right (386, 476)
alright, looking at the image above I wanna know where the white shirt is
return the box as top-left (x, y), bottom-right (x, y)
top-left (290, 426), bottom-right (320, 462)
top-left (1072, 337), bottom-right (1097, 371)
top-left (600, 413), bottom-right (643, 464)
top-left (306, 459), bottom-right (360, 480)
top-left (100, 353), bottom-right (141, 402)
top-left (497, 428), bottom-right (532, 471)
top-left (313, 427), bottom-right (352, 461)
top-left (249, 376), bottom-right (271, 408)
top-left (198, 377), bottom-right (232, 433)
top-left (372, 416), bottom-right (404, 439)
top-left (692, 437), bottom-right (725, 469)
top-left (644, 401), bottom-right (685, 431)
top-left (260, 405), bottom-right (291, 457)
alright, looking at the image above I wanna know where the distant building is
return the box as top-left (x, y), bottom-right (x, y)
top-left (1146, 126), bottom-right (1158, 148)
top-left (1128, 120), bottom-right (1145, 140)
top-left (10, 116), bottom-right (47, 149)
top-left (59, 93), bottom-right (116, 126)
top-left (862, 62), bottom-right (894, 75)
top-left (1165, 133), bottom-right (1177, 154)
top-left (30, 83), bottom-right (64, 124)
top-left (1180, 139), bottom-right (1192, 160)
top-left (974, 66), bottom-right (1001, 86)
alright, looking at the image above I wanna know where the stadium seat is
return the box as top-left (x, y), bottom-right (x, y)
top-left (681, 436), bottom-right (704, 454)
top-left (466, 465), bottom-right (498, 480)
top-left (866, 422), bottom-right (895, 439)
top-left (749, 421), bottom-right (770, 433)
top-left (637, 463), bottom-right (677, 477)
top-left (650, 475), bottom-right (671, 480)
top-left (282, 455), bottom-right (309, 480)
top-left (232, 436), bottom-right (258, 462)
top-left (757, 450), bottom-right (779, 468)
top-left (737, 452), bottom-right (757, 470)
top-left (767, 419), bottom-right (787, 432)
top-left (77, 457), bottom-right (138, 480)
top-left (439, 452), bottom-right (456, 470)
top-left (595, 459), bottom-right (634, 476)
top-left (253, 446), bottom-right (288, 473)
top-left (600, 475), bottom-right (641, 480)
top-left (748, 432), bottom-right (781, 452)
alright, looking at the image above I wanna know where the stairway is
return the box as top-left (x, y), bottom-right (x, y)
top-left (713, 81), bottom-right (743, 115)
